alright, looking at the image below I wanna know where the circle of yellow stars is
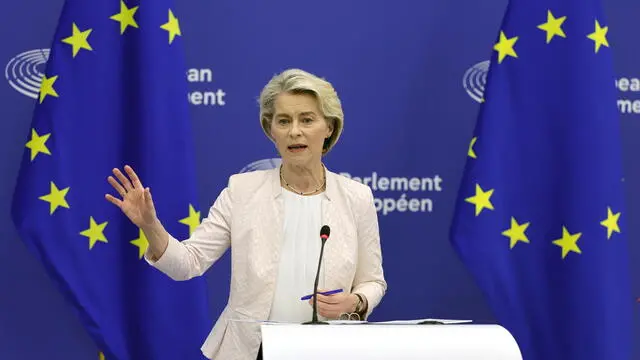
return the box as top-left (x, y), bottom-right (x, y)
top-left (36, 170), bottom-right (201, 253)
top-left (38, 0), bottom-right (183, 104)
top-left (26, 1), bottom-right (199, 257)
top-left (464, 161), bottom-right (622, 259)
top-left (461, 10), bottom-right (620, 259)
top-left (27, 3), bottom-right (196, 359)
top-left (492, 9), bottom-right (609, 66)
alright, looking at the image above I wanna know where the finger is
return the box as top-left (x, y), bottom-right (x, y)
top-left (328, 300), bottom-right (355, 317)
top-left (316, 302), bottom-right (329, 317)
top-left (108, 176), bottom-right (127, 197)
top-left (125, 165), bottom-right (143, 189)
top-left (105, 194), bottom-right (123, 208)
top-left (308, 295), bottom-right (324, 307)
top-left (113, 168), bottom-right (133, 192)
top-left (316, 294), bottom-right (341, 304)
top-left (318, 308), bottom-right (330, 318)
top-left (306, 289), bottom-right (327, 303)
top-left (313, 300), bottom-right (342, 319)
top-left (144, 187), bottom-right (153, 205)
top-left (316, 301), bottom-right (337, 313)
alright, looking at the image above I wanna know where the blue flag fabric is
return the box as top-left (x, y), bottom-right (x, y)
top-left (11, 1), bottom-right (211, 359)
top-left (450, 0), bottom-right (633, 359)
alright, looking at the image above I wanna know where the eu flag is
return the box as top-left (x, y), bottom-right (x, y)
top-left (450, 0), bottom-right (633, 359)
top-left (11, 1), bottom-right (211, 359)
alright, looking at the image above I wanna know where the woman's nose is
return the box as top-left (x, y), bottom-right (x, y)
top-left (289, 121), bottom-right (302, 136)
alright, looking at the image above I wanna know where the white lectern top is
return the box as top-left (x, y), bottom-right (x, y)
top-left (260, 323), bottom-right (522, 360)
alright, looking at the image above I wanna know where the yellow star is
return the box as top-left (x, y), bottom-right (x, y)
top-left (25, 128), bottom-right (51, 161)
top-left (160, 9), bottom-right (182, 44)
top-left (110, 0), bottom-right (139, 34)
top-left (600, 206), bottom-right (621, 239)
top-left (39, 75), bottom-right (59, 104)
top-left (61, 23), bottom-right (93, 57)
top-left (39, 181), bottom-right (70, 215)
top-left (80, 216), bottom-right (108, 250)
top-left (552, 226), bottom-right (582, 259)
top-left (493, 31), bottom-right (518, 64)
top-left (537, 10), bottom-right (566, 44)
top-left (587, 20), bottom-right (609, 53)
top-left (179, 204), bottom-right (201, 235)
top-left (465, 184), bottom-right (494, 216)
top-left (99, 352), bottom-right (105, 360)
top-left (501, 217), bottom-right (530, 249)
top-left (468, 137), bottom-right (477, 159)
top-left (130, 228), bottom-right (149, 259)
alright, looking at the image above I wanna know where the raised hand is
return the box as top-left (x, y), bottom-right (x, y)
top-left (105, 165), bottom-right (157, 228)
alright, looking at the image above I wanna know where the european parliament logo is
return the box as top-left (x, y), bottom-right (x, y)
top-left (462, 60), bottom-right (489, 104)
top-left (5, 49), bottom-right (50, 99)
top-left (5, 48), bottom-right (227, 107)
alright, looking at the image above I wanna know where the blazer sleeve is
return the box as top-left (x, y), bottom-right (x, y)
top-left (351, 186), bottom-right (387, 318)
top-left (144, 182), bottom-right (233, 281)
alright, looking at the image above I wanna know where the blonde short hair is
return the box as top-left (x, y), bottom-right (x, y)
top-left (258, 68), bottom-right (344, 154)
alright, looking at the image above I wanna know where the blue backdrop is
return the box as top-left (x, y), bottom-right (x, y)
top-left (1, 0), bottom-right (638, 359)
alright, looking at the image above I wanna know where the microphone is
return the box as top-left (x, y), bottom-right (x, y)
top-left (303, 225), bottom-right (331, 325)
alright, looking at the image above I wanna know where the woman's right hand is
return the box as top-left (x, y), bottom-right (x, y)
top-left (105, 165), bottom-right (158, 228)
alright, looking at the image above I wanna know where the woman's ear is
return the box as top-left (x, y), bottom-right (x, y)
top-left (326, 118), bottom-right (335, 138)
top-left (322, 137), bottom-right (331, 153)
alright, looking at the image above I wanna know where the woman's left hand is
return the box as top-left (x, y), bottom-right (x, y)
top-left (308, 289), bottom-right (358, 319)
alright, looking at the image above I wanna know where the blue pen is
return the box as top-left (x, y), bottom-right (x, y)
top-left (300, 288), bottom-right (343, 300)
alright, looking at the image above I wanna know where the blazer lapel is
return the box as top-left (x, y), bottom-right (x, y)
top-left (268, 167), bottom-right (285, 268)
top-left (251, 168), bottom-right (284, 320)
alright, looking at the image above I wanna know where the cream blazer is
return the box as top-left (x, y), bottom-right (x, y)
top-left (146, 166), bottom-right (387, 360)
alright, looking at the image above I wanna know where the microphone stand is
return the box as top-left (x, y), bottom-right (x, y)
top-left (303, 236), bottom-right (328, 325)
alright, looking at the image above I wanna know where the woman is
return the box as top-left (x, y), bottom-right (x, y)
top-left (105, 68), bottom-right (387, 360)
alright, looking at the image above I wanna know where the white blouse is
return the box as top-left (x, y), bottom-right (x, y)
top-left (267, 189), bottom-right (325, 322)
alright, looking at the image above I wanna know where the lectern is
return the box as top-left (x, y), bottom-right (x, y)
top-left (260, 323), bottom-right (522, 359)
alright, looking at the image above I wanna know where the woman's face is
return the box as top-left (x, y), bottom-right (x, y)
top-left (270, 92), bottom-right (333, 167)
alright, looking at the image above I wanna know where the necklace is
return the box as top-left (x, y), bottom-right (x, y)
top-left (280, 164), bottom-right (326, 196)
